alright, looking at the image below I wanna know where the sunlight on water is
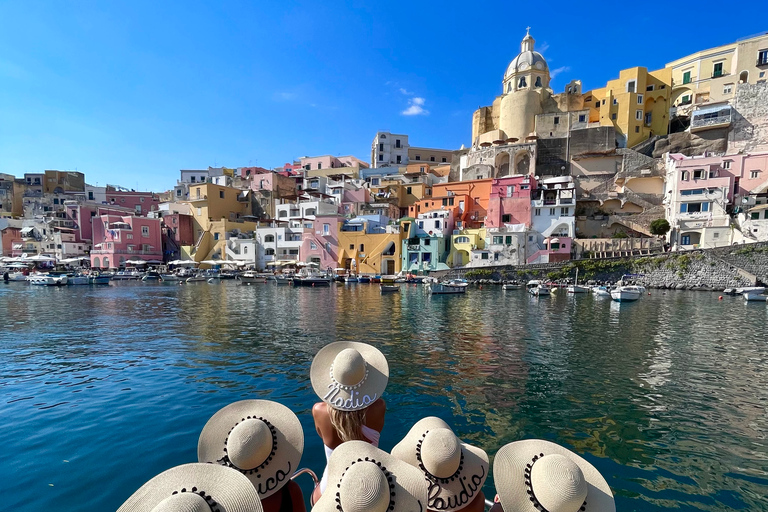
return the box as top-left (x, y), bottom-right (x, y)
top-left (2, 282), bottom-right (768, 511)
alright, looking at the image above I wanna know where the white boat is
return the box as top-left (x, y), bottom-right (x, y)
top-left (111, 268), bottom-right (144, 280)
top-left (429, 278), bottom-right (468, 295)
top-left (567, 268), bottom-right (589, 294)
top-left (28, 274), bottom-right (68, 286)
top-left (610, 287), bottom-right (641, 302)
top-left (7, 271), bottom-right (28, 282)
top-left (160, 274), bottom-right (182, 281)
top-left (239, 271), bottom-right (267, 284)
top-left (527, 280), bottom-right (550, 296)
top-left (67, 275), bottom-right (90, 285)
top-left (743, 287), bottom-right (767, 301)
top-left (592, 286), bottom-right (611, 297)
top-left (502, 282), bottom-right (522, 290)
top-left (185, 275), bottom-right (207, 283)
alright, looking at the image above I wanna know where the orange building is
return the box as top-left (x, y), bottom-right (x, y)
top-left (429, 178), bottom-right (493, 228)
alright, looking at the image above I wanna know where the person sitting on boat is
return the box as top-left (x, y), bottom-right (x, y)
top-left (197, 399), bottom-right (306, 512)
top-left (488, 439), bottom-right (615, 512)
top-left (312, 441), bottom-right (428, 512)
top-left (309, 341), bottom-right (389, 506)
top-left (391, 416), bottom-right (489, 512)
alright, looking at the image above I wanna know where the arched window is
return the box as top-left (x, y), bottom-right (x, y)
top-left (519, 76), bottom-right (527, 88)
top-left (535, 76), bottom-right (542, 88)
top-left (739, 71), bottom-right (749, 84)
top-left (119, 256), bottom-right (125, 267)
top-left (455, 236), bottom-right (470, 244)
top-left (93, 257), bottom-right (100, 268)
top-left (103, 257), bottom-right (110, 268)
top-left (681, 171), bottom-right (689, 182)
top-left (265, 234), bottom-right (275, 243)
top-left (507, 82), bottom-right (512, 93)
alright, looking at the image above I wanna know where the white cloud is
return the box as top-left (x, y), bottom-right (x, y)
top-left (550, 66), bottom-right (570, 80)
top-left (538, 42), bottom-right (550, 54)
top-left (402, 97), bottom-right (429, 116)
top-left (399, 87), bottom-right (413, 96)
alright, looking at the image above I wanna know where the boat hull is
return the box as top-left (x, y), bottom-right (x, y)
top-left (293, 278), bottom-right (331, 287)
top-left (611, 289), bottom-right (641, 302)
top-left (380, 285), bottom-right (400, 294)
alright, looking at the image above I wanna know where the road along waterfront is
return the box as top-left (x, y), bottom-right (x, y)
top-left (2, 281), bottom-right (768, 511)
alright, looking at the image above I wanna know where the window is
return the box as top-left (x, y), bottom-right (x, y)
top-left (578, 114), bottom-right (586, 123)
top-left (626, 80), bottom-right (636, 93)
top-left (424, 239), bottom-right (431, 246)
top-left (415, 155), bottom-right (420, 161)
top-left (681, 94), bottom-right (691, 104)
top-left (759, 50), bottom-right (768, 66)
top-left (646, 84), bottom-right (655, 91)
top-left (681, 189), bottom-right (704, 196)
top-left (323, 223), bottom-right (330, 235)
top-left (561, 207), bottom-right (569, 215)
top-left (481, 253), bottom-right (489, 260)
top-left (613, 98), bottom-right (618, 105)
top-left (395, 139), bottom-right (401, 148)
top-left (723, 83), bottom-right (733, 95)
top-left (519, 76), bottom-right (527, 88)
top-left (636, 110), bottom-right (643, 120)
top-left (191, 176), bottom-right (196, 183)
top-left (637, 94), bottom-right (643, 104)
top-left (681, 171), bottom-right (689, 181)
top-left (219, 191), bottom-right (224, 199)
top-left (430, 156), bottom-right (435, 162)
top-left (442, 157), bottom-right (447, 163)
top-left (265, 234), bottom-right (274, 243)
top-left (502, 214), bottom-right (511, 223)
top-left (214, 232), bottom-right (220, 240)
top-left (434, 220), bottom-right (441, 229)
top-left (534, 208), bottom-right (541, 216)
top-left (683, 71), bottom-right (691, 84)
top-left (493, 236), bottom-right (504, 244)
top-left (645, 112), bottom-right (652, 125)
top-left (751, 170), bottom-right (760, 179)
top-left (141, 226), bottom-right (149, 237)
top-left (680, 202), bottom-right (709, 213)
top-left (693, 169), bottom-right (705, 180)
top-left (554, 116), bottom-right (560, 125)
top-left (127, 234), bottom-right (133, 239)
top-left (549, 208), bottom-right (556, 215)
top-left (455, 236), bottom-right (470, 244)
top-left (713, 62), bottom-right (723, 78)
top-left (317, 163), bottom-right (322, 170)
top-left (310, 241), bottom-right (317, 250)
top-left (140, 197), bottom-right (145, 203)
top-left (722, 160), bottom-right (731, 169)
top-left (53, 198), bottom-right (59, 204)
top-left (601, 99), bottom-right (606, 105)
top-left (595, 101), bottom-right (600, 108)
top-left (265, 248), bottom-right (275, 255)
top-left (359, 244), bottom-right (364, 252)
top-left (406, 187), bottom-right (412, 194)
top-left (611, 113), bottom-right (617, 120)
top-left (418, 221), bottom-right (424, 229)
top-left (635, 126), bottom-right (640, 133)
top-left (379, 143), bottom-right (384, 151)
top-left (396, 155), bottom-right (402, 164)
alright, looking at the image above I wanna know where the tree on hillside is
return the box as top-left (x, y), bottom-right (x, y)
top-left (650, 218), bottom-right (670, 237)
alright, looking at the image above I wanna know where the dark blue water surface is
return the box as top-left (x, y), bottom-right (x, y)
top-left (2, 281), bottom-right (768, 511)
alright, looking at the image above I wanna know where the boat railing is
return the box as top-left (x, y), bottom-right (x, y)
top-left (484, 499), bottom-right (495, 511)
top-left (291, 467), bottom-right (319, 486)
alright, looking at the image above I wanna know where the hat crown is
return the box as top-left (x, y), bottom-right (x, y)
top-left (150, 492), bottom-right (210, 512)
top-left (226, 419), bottom-right (272, 471)
top-left (333, 348), bottom-right (366, 386)
top-left (530, 454), bottom-right (587, 512)
top-left (421, 429), bottom-right (462, 478)
top-left (339, 461), bottom-right (390, 512)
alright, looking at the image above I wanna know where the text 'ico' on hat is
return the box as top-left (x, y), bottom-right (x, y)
top-left (313, 441), bottom-right (428, 512)
top-left (117, 463), bottom-right (263, 512)
top-left (493, 439), bottom-right (615, 512)
top-left (391, 417), bottom-right (489, 512)
top-left (198, 400), bottom-right (303, 500)
top-left (310, 341), bottom-right (389, 411)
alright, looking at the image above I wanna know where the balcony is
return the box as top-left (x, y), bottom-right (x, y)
top-left (691, 106), bottom-right (732, 133)
top-left (711, 71), bottom-right (726, 79)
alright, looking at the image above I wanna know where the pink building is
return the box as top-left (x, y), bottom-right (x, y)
top-left (299, 214), bottom-right (341, 270)
top-left (105, 186), bottom-right (160, 216)
top-left (237, 166), bottom-right (271, 179)
top-left (298, 155), bottom-right (369, 171)
top-left (486, 175), bottom-right (537, 228)
top-left (90, 215), bottom-right (163, 269)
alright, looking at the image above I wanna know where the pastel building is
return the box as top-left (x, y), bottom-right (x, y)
top-left (299, 214), bottom-right (341, 269)
top-left (106, 185), bottom-right (160, 215)
top-left (337, 217), bottom-right (403, 275)
top-left (401, 209), bottom-right (454, 273)
top-left (527, 176), bottom-right (576, 263)
top-left (255, 223), bottom-right (305, 269)
top-left (275, 192), bottom-right (339, 222)
top-left (90, 215), bottom-right (163, 269)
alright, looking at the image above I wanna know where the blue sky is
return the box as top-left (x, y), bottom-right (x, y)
top-left (1, 1), bottom-right (765, 192)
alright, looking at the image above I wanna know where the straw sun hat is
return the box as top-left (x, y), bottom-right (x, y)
top-left (197, 400), bottom-right (303, 500)
top-left (310, 342), bottom-right (389, 411)
top-left (313, 441), bottom-right (429, 512)
top-left (493, 440), bottom-right (615, 512)
top-left (391, 417), bottom-right (489, 512)
top-left (117, 463), bottom-right (263, 512)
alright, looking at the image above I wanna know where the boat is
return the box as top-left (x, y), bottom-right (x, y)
top-left (6, 271), bottom-right (29, 282)
top-left (611, 286), bottom-right (642, 302)
top-left (89, 275), bottom-right (112, 285)
top-left (380, 275), bottom-right (397, 283)
top-left (357, 276), bottom-right (371, 284)
top-left (28, 274), bottom-right (68, 286)
top-left (185, 274), bottom-right (207, 283)
top-left (344, 276), bottom-right (359, 283)
top-left (370, 276), bottom-right (381, 283)
top-left (159, 274), bottom-right (182, 282)
top-left (111, 268), bottom-right (144, 280)
top-left (502, 282), bottom-right (522, 290)
top-left (428, 278), bottom-right (468, 295)
top-left (380, 285), bottom-right (400, 294)
top-left (293, 268), bottom-right (332, 287)
top-left (527, 280), bottom-right (550, 296)
top-left (274, 275), bottom-right (292, 286)
top-left (742, 287), bottom-right (767, 301)
top-left (141, 271), bottom-right (162, 282)
top-left (566, 268), bottom-right (590, 294)
top-left (67, 274), bottom-right (90, 285)
top-left (239, 270), bottom-right (268, 284)
top-left (591, 285), bottom-right (611, 297)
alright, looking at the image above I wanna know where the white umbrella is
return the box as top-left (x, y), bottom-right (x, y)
top-left (170, 260), bottom-right (197, 266)
top-left (201, 260), bottom-right (223, 265)
top-left (266, 262), bottom-right (282, 266)
top-left (307, 262), bottom-right (319, 266)
top-left (297, 262), bottom-right (308, 267)
top-left (145, 260), bottom-right (164, 264)
top-left (125, 259), bottom-right (149, 265)
top-left (27, 254), bottom-right (56, 261)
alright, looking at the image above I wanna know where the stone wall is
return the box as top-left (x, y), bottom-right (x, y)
top-left (729, 82), bottom-right (768, 154)
top-left (708, 242), bottom-right (768, 283)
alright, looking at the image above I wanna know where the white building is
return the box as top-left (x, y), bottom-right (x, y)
top-left (254, 225), bottom-right (306, 269)
top-left (372, 132), bottom-right (410, 168)
top-left (275, 193), bottom-right (339, 222)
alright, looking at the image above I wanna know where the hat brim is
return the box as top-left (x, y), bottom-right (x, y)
top-left (493, 440), bottom-right (615, 512)
top-left (391, 417), bottom-right (489, 512)
top-left (313, 441), bottom-right (428, 512)
top-left (118, 463), bottom-right (263, 512)
top-left (198, 400), bottom-right (304, 499)
top-left (310, 342), bottom-right (389, 411)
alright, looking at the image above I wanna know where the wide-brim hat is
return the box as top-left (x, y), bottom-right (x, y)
top-left (118, 463), bottom-right (263, 512)
top-left (313, 441), bottom-right (428, 512)
top-left (310, 341), bottom-right (389, 411)
top-left (493, 439), bottom-right (615, 512)
top-left (391, 417), bottom-right (489, 512)
top-left (198, 400), bottom-right (303, 500)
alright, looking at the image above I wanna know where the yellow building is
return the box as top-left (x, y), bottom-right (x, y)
top-left (585, 67), bottom-right (671, 148)
top-left (336, 221), bottom-right (406, 275)
top-left (371, 179), bottom-right (432, 215)
top-left (183, 183), bottom-right (256, 263)
top-left (447, 228), bottom-right (486, 267)
top-left (666, 32), bottom-right (768, 106)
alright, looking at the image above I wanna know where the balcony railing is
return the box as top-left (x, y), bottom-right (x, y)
top-left (711, 71), bottom-right (726, 78)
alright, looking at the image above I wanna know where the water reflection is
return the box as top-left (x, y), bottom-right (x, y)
top-left (2, 283), bottom-right (768, 511)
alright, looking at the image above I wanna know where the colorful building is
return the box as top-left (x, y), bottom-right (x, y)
top-left (106, 185), bottom-right (161, 216)
top-left (401, 209), bottom-right (455, 273)
top-left (90, 215), bottom-right (163, 269)
top-left (299, 214), bottom-right (342, 270)
top-left (337, 216), bottom-right (404, 275)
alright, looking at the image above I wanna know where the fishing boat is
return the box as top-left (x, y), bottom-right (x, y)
top-left (380, 284), bottom-right (400, 294)
top-left (293, 268), bottom-right (332, 287)
top-left (527, 280), bottom-right (550, 296)
top-left (502, 282), bottom-right (522, 290)
top-left (380, 275), bottom-right (397, 283)
top-left (370, 276), bottom-right (381, 283)
top-left (28, 274), bottom-right (68, 286)
top-left (239, 270), bottom-right (268, 284)
top-left (428, 278), bottom-right (468, 295)
top-left (566, 268), bottom-right (590, 294)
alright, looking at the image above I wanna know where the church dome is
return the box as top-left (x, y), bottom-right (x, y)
top-left (504, 30), bottom-right (548, 80)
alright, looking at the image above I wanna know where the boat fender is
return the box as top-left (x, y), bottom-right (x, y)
top-left (719, 296), bottom-right (723, 300)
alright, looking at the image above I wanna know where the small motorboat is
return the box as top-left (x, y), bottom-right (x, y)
top-left (592, 286), bottom-right (611, 297)
top-left (566, 268), bottom-right (589, 294)
top-left (428, 278), bottom-right (468, 295)
top-left (380, 285), bottom-right (400, 294)
top-left (527, 280), bottom-right (550, 296)
top-left (186, 274), bottom-right (207, 283)
top-left (357, 276), bottom-right (371, 284)
top-left (611, 286), bottom-right (642, 302)
top-left (67, 274), bottom-right (90, 285)
top-left (7, 271), bottom-right (29, 282)
top-left (28, 274), bottom-right (68, 286)
top-left (239, 270), bottom-right (268, 284)
top-left (141, 271), bottom-right (162, 282)
top-left (502, 282), bottom-right (522, 290)
top-left (89, 275), bottom-right (112, 285)
top-left (344, 276), bottom-right (359, 283)
top-left (743, 287), bottom-right (767, 301)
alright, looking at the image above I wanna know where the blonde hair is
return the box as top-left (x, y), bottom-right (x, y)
top-left (328, 406), bottom-right (369, 442)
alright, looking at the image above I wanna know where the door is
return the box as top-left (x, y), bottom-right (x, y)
top-left (681, 235), bottom-right (691, 246)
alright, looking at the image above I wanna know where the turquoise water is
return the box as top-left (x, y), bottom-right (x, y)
top-left (2, 281), bottom-right (768, 511)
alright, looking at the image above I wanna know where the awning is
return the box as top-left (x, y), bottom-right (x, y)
top-left (266, 262), bottom-right (282, 266)
top-left (550, 238), bottom-right (561, 244)
top-left (21, 227), bottom-right (34, 234)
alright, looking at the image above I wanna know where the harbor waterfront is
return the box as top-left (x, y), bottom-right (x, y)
top-left (3, 282), bottom-right (768, 511)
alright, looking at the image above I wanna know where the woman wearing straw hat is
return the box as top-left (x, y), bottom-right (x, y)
top-left (198, 400), bottom-right (306, 512)
top-left (312, 441), bottom-right (428, 512)
top-left (118, 463), bottom-right (263, 512)
top-left (391, 417), bottom-right (489, 512)
top-left (309, 341), bottom-right (389, 505)
top-left (489, 439), bottom-right (615, 512)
